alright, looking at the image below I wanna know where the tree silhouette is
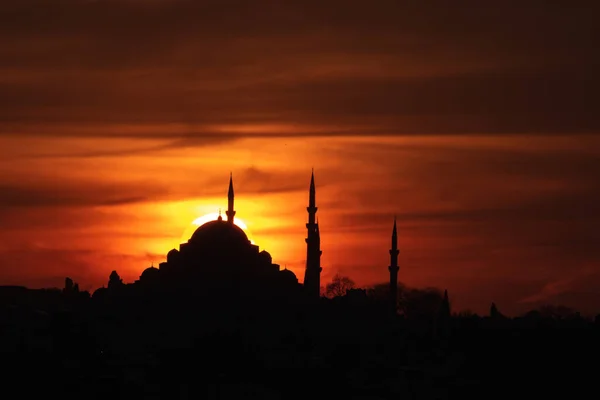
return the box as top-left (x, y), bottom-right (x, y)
top-left (401, 286), bottom-right (443, 319)
top-left (438, 289), bottom-right (451, 317)
top-left (63, 277), bottom-right (74, 294)
top-left (325, 274), bottom-right (355, 298)
top-left (538, 304), bottom-right (577, 319)
top-left (490, 302), bottom-right (503, 319)
top-left (366, 282), bottom-right (445, 318)
top-left (108, 271), bottom-right (123, 290)
top-left (63, 277), bottom-right (81, 296)
top-left (367, 282), bottom-right (446, 319)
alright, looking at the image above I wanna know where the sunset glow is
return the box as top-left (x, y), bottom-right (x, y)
top-left (192, 213), bottom-right (249, 231)
top-left (0, 1), bottom-right (598, 316)
top-left (184, 213), bottom-right (255, 245)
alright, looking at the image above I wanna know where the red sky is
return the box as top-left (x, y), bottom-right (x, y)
top-left (1, 1), bottom-right (599, 316)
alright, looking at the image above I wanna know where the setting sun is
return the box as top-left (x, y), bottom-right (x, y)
top-left (192, 212), bottom-right (249, 230)
top-left (179, 212), bottom-right (255, 245)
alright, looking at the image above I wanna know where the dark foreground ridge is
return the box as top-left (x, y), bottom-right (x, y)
top-left (2, 285), bottom-right (599, 399)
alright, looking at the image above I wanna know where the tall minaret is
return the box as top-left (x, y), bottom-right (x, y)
top-left (388, 217), bottom-right (400, 312)
top-left (226, 172), bottom-right (236, 225)
top-left (304, 169), bottom-right (322, 299)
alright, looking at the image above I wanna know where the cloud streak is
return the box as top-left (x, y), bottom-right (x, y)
top-left (0, 165), bottom-right (316, 211)
top-left (0, 1), bottom-right (597, 134)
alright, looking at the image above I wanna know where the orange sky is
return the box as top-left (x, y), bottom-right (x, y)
top-left (1, 1), bottom-right (599, 315)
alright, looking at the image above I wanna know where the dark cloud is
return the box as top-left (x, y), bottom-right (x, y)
top-left (18, 136), bottom-right (237, 159)
top-left (0, 166), bottom-right (314, 211)
top-left (0, 206), bottom-right (161, 236)
top-left (202, 166), bottom-right (311, 196)
top-left (339, 184), bottom-right (600, 227)
top-left (333, 137), bottom-right (600, 210)
top-left (2, 67), bottom-right (597, 134)
top-left (2, 1), bottom-right (595, 56)
top-left (264, 70), bottom-right (599, 133)
top-left (0, 0), bottom-right (597, 134)
top-left (0, 180), bottom-right (164, 208)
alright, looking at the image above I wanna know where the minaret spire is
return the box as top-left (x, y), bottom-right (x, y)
top-left (309, 169), bottom-right (316, 213)
top-left (388, 216), bottom-right (400, 313)
top-left (226, 172), bottom-right (236, 224)
top-left (391, 215), bottom-right (397, 249)
top-left (304, 169), bottom-right (322, 299)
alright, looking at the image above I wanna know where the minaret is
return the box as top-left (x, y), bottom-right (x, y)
top-left (304, 169), bottom-right (322, 299)
top-left (388, 217), bottom-right (399, 312)
top-left (316, 217), bottom-right (321, 262)
top-left (226, 172), bottom-right (236, 224)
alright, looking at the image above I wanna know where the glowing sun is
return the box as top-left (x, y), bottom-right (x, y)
top-left (192, 212), bottom-right (249, 230)
top-left (179, 212), bottom-right (255, 244)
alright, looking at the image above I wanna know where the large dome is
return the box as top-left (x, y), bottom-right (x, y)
top-left (189, 217), bottom-right (249, 245)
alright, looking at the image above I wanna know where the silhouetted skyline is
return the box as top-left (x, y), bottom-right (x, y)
top-left (1, 1), bottom-right (599, 316)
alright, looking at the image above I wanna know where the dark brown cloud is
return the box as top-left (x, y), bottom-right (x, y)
top-left (0, 180), bottom-right (162, 208)
top-left (0, 165), bottom-right (313, 212)
top-left (17, 136), bottom-right (236, 158)
top-left (193, 167), bottom-right (315, 199)
top-left (0, 0), bottom-right (597, 134)
top-left (0, 205), bottom-right (172, 242)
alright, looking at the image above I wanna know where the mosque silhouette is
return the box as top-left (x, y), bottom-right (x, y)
top-left (93, 170), bottom-right (399, 307)
top-left (135, 171), bottom-right (302, 295)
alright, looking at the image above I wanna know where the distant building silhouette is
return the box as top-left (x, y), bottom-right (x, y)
top-left (108, 271), bottom-right (123, 289)
top-left (63, 277), bottom-right (74, 294)
top-left (303, 169), bottom-right (322, 300)
top-left (388, 217), bottom-right (399, 312)
top-left (490, 302), bottom-right (504, 319)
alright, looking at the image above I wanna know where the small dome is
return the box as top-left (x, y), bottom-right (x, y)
top-left (189, 219), bottom-right (249, 245)
top-left (259, 250), bottom-right (272, 264)
top-left (140, 266), bottom-right (159, 281)
top-left (92, 287), bottom-right (108, 299)
top-left (167, 248), bottom-right (180, 263)
top-left (280, 268), bottom-right (298, 284)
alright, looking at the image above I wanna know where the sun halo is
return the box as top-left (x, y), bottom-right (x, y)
top-left (178, 212), bottom-right (255, 245)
